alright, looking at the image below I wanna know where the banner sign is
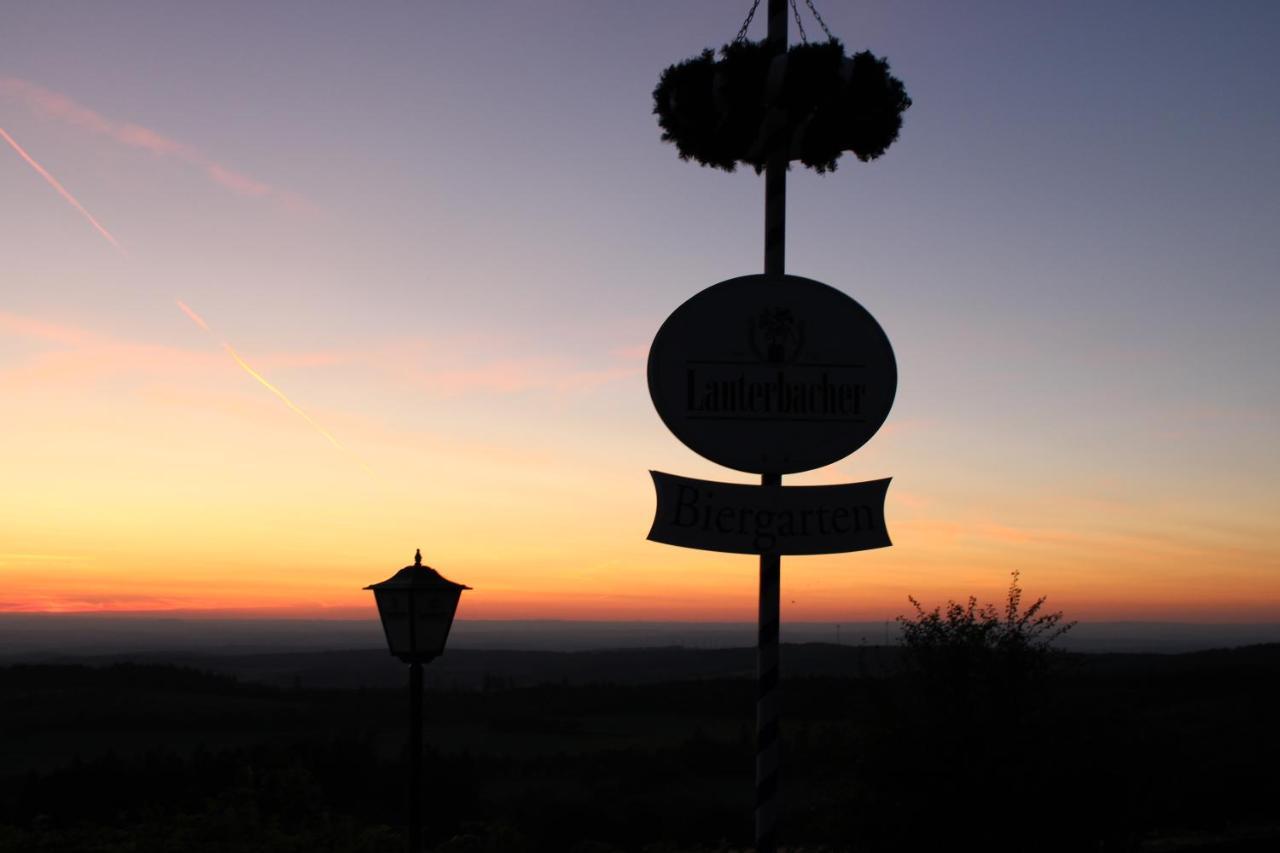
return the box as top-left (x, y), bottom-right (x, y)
top-left (647, 470), bottom-right (891, 556)
top-left (647, 274), bottom-right (896, 475)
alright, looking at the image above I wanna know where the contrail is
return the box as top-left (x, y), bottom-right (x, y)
top-left (0, 122), bottom-right (358, 469)
top-left (222, 343), bottom-right (345, 452)
top-left (174, 298), bottom-right (211, 332)
top-left (0, 125), bottom-right (126, 255)
top-left (174, 299), bottom-right (368, 469)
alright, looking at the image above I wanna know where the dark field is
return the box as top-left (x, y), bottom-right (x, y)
top-left (2, 644), bottom-right (1278, 852)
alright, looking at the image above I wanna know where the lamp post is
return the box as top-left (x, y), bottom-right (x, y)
top-left (365, 549), bottom-right (470, 853)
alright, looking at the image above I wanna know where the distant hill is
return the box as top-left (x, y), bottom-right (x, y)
top-left (3, 613), bottom-right (1279, 659)
top-left (17, 641), bottom-right (1280, 690)
top-left (13, 643), bottom-right (895, 689)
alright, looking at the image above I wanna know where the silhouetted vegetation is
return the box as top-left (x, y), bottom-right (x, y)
top-left (2, 641), bottom-right (1278, 852)
top-left (654, 38), bottom-right (911, 173)
top-left (894, 571), bottom-right (1074, 743)
top-left (876, 574), bottom-right (1082, 850)
top-left (899, 570), bottom-right (1074, 674)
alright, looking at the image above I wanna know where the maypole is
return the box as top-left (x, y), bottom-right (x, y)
top-left (646, 3), bottom-right (911, 849)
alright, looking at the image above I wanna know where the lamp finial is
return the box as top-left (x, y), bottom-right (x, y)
top-left (414, 548), bottom-right (422, 567)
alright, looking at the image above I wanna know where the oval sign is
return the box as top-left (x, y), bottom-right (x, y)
top-left (647, 274), bottom-right (896, 475)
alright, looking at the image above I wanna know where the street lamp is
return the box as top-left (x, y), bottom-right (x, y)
top-left (366, 549), bottom-right (470, 852)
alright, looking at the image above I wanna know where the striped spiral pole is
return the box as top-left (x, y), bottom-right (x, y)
top-left (757, 7), bottom-right (787, 853)
top-left (756, 475), bottom-right (782, 853)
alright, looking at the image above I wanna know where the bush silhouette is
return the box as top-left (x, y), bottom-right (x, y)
top-left (867, 572), bottom-right (1081, 851)
top-left (897, 570), bottom-right (1074, 712)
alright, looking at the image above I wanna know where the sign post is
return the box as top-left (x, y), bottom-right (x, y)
top-left (648, 274), bottom-right (895, 853)
top-left (759, 7), bottom-right (787, 850)
top-left (646, 2), bottom-right (909, 850)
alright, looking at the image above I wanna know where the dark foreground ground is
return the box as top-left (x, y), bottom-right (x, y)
top-left (1, 644), bottom-right (1278, 852)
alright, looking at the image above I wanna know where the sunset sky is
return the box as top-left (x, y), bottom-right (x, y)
top-left (3, 1), bottom-right (1278, 623)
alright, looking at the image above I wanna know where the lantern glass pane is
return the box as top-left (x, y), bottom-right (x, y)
top-left (411, 588), bottom-right (461, 657)
top-left (374, 589), bottom-right (413, 656)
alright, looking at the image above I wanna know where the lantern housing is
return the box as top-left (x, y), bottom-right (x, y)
top-left (365, 550), bottom-right (470, 663)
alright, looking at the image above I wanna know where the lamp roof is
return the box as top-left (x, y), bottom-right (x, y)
top-left (363, 549), bottom-right (472, 592)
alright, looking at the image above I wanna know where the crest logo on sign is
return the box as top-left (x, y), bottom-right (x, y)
top-left (751, 308), bottom-right (802, 363)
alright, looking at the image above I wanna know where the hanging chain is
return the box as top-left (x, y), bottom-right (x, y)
top-left (734, 0), bottom-right (762, 42)
top-left (736, 0), bottom-right (834, 44)
top-left (803, 0), bottom-right (835, 41)
top-left (789, 0), bottom-right (808, 43)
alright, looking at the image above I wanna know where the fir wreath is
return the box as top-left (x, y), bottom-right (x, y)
top-left (653, 38), bottom-right (911, 174)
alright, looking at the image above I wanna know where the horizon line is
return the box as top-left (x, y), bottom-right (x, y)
top-left (1, 611), bottom-right (1277, 627)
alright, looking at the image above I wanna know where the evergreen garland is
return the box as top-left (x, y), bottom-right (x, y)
top-left (653, 38), bottom-right (911, 173)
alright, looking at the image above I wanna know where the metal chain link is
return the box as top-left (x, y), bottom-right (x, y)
top-left (734, 0), bottom-right (763, 42)
top-left (790, 0), bottom-right (808, 43)
top-left (736, 0), bottom-right (835, 45)
top-left (803, 0), bottom-right (835, 40)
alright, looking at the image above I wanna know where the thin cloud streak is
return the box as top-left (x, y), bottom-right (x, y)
top-left (4, 307), bottom-right (635, 402)
top-left (0, 312), bottom-right (91, 346)
top-left (174, 300), bottom-right (370, 472)
top-left (0, 125), bottom-right (126, 255)
top-left (0, 77), bottom-right (305, 209)
top-left (387, 353), bottom-right (641, 397)
top-left (0, 309), bottom-right (342, 389)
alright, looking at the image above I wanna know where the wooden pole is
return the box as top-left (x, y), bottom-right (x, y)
top-left (757, 5), bottom-right (786, 852)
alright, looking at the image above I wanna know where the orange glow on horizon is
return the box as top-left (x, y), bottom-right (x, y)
top-left (4, 597), bottom-right (1279, 623)
top-left (3, 539), bottom-right (1277, 623)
